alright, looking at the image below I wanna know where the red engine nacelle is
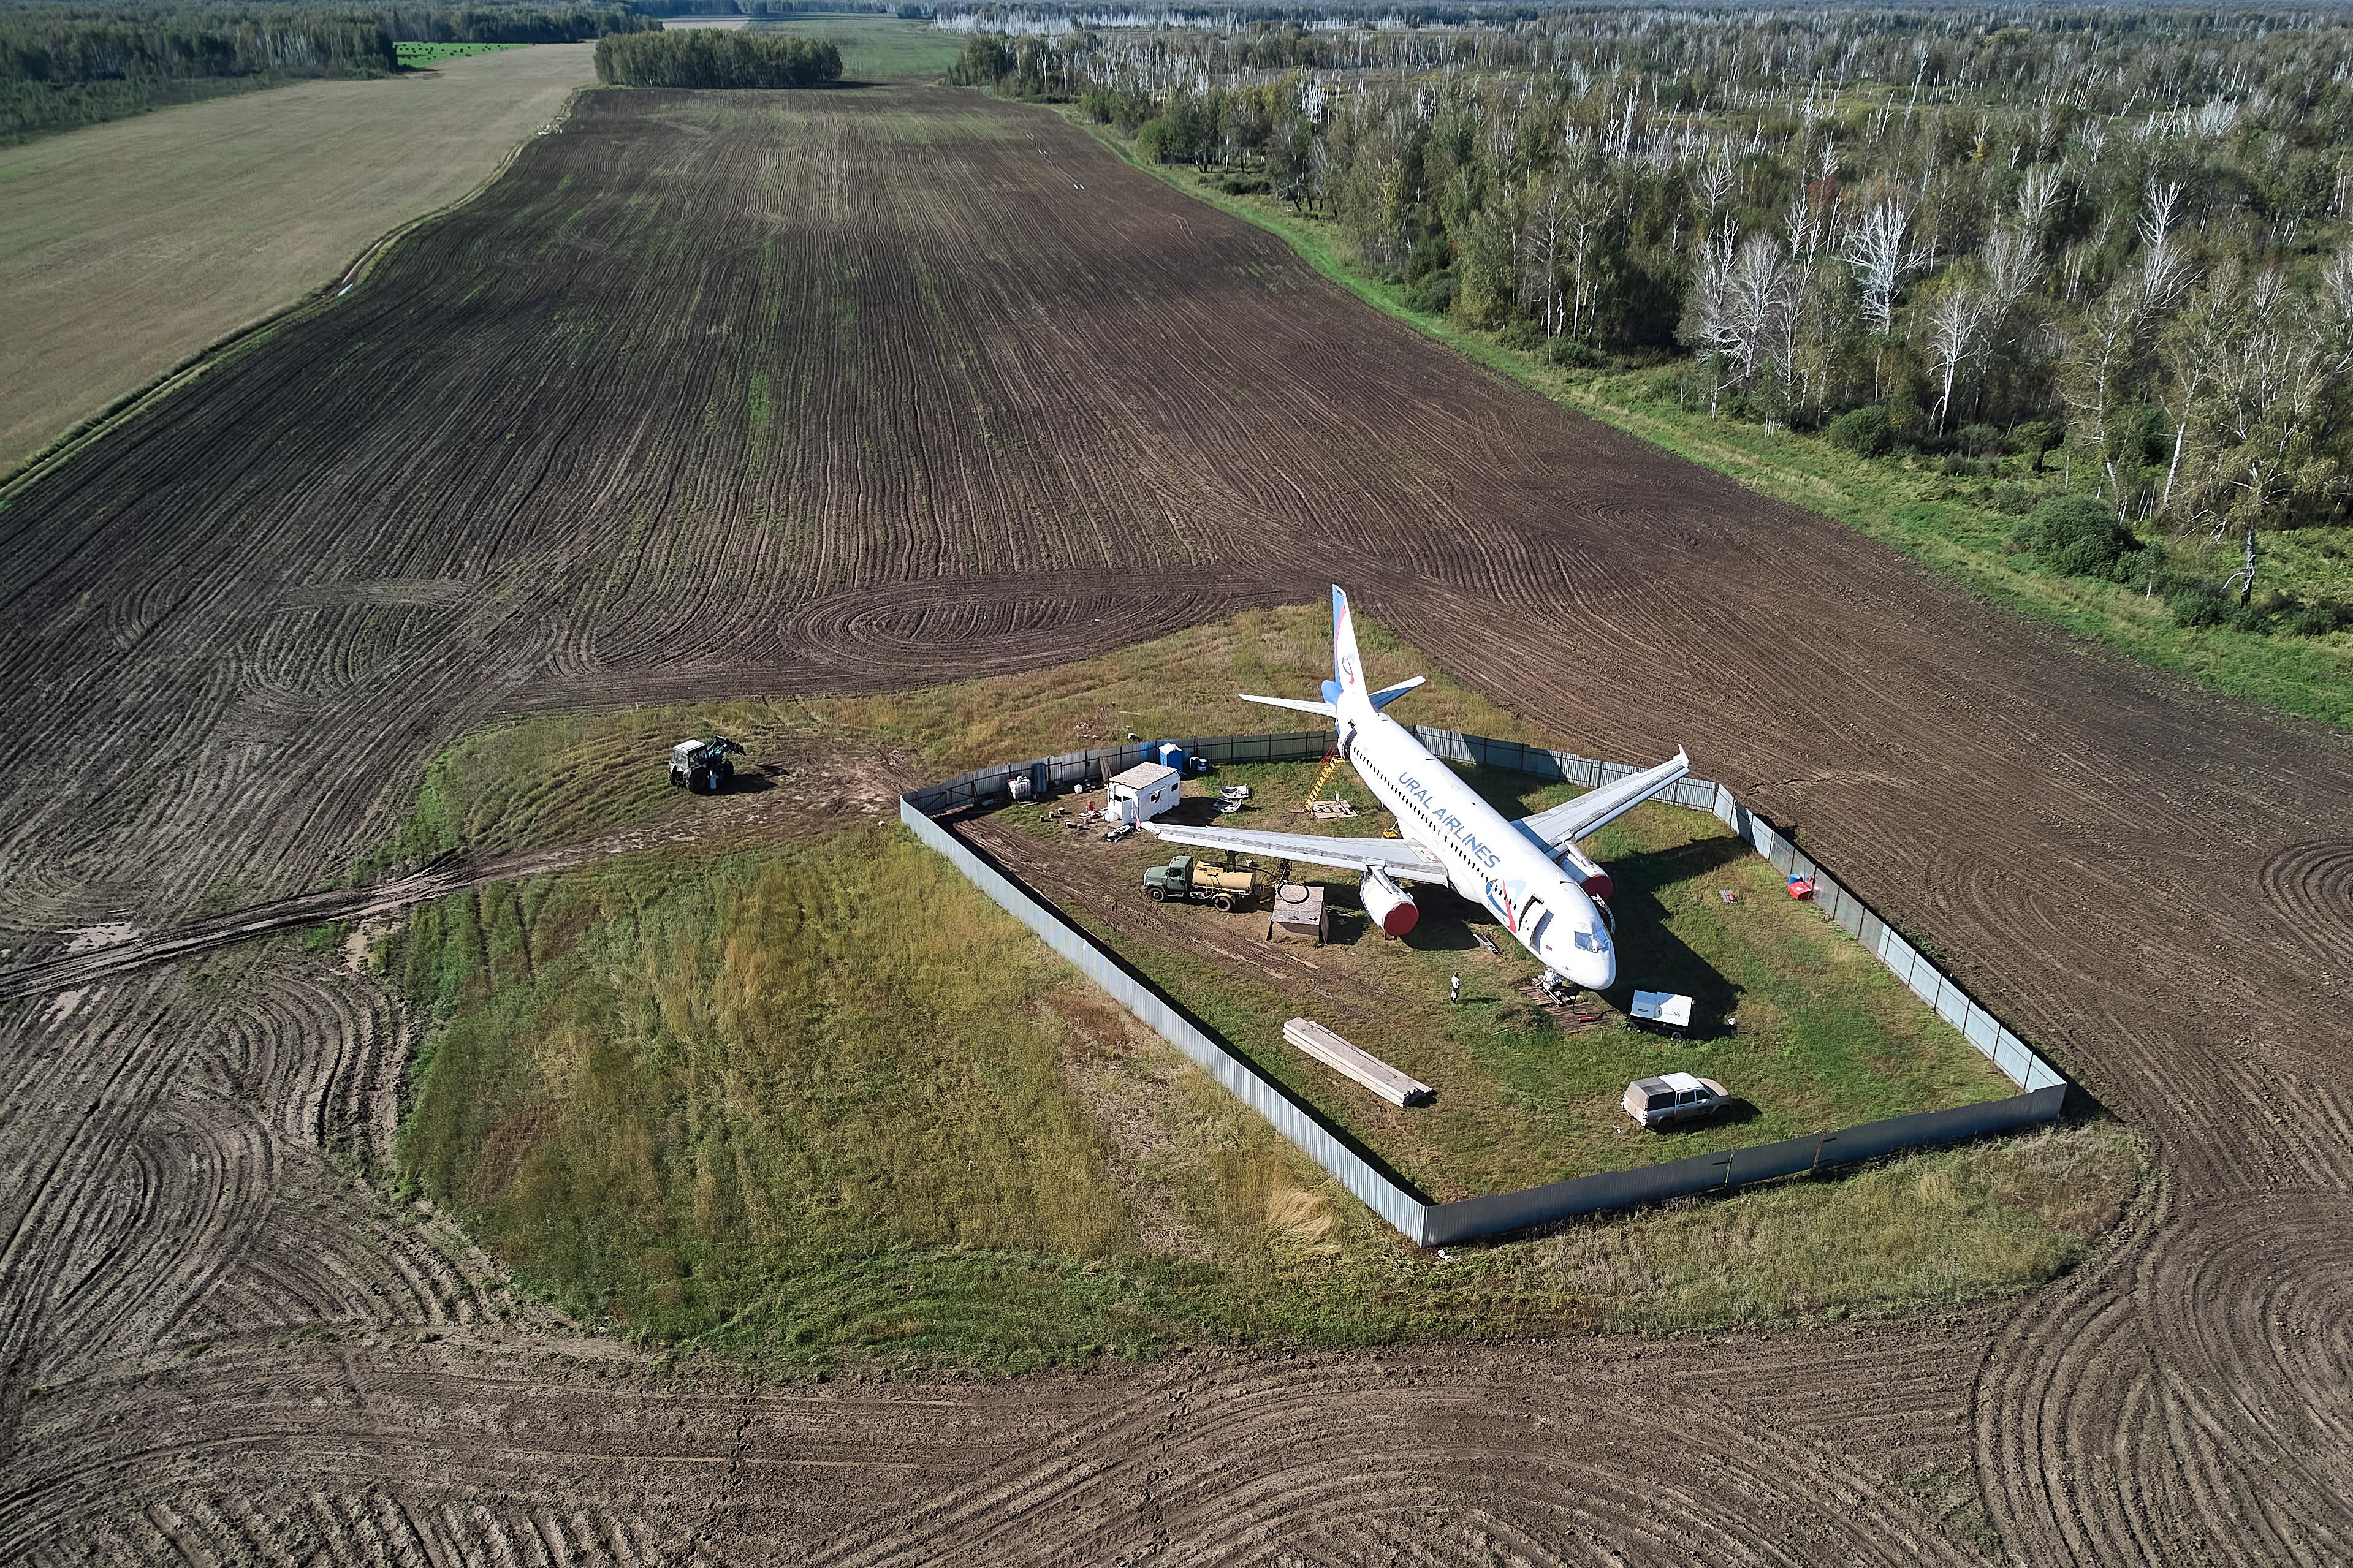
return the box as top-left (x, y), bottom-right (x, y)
top-left (1360, 867), bottom-right (1420, 937)
top-left (1557, 842), bottom-right (1613, 901)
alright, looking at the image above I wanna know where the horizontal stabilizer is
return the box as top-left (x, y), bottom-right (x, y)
top-left (1239, 692), bottom-right (1340, 718)
top-left (1367, 675), bottom-right (1424, 711)
top-left (1143, 823), bottom-right (1448, 884)
top-left (1516, 749), bottom-right (1691, 852)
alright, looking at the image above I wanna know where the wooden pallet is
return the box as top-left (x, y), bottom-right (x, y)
top-left (1282, 1018), bottom-right (1432, 1107)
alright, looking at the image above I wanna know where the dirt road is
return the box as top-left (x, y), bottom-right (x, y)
top-left (1, 86), bottom-right (2346, 1562)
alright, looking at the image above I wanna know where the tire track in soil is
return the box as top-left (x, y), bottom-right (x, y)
top-left (0, 83), bottom-right (2347, 1562)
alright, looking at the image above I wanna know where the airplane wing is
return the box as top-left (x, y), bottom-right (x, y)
top-left (1239, 692), bottom-right (1340, 718)
top-left (1516, 749), bottom-right (1690, 851)
top-left (1142, 823), bottom-right (1450, 884)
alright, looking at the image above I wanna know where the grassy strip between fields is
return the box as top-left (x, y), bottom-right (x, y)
top-left (396, 42), bottom-right (531, 67)
top-left (374, 609), bottom-right (2142, 1374)
top-left (1062, 108), bottom-right (2353, 731)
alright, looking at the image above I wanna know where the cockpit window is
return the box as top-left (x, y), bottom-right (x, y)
top-left (1573, 928), bottom-right (1608, 953)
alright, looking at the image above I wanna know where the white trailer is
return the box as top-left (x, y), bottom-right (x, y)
top-left (1104, 762), bottom-right (1180, 826)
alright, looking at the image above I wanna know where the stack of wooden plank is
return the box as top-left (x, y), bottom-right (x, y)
top-left (1282, 1018), bottom-right (1432, 1107)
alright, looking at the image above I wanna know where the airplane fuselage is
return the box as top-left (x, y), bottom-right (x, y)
top-left (1336, 702), bottom-right (1619, 990)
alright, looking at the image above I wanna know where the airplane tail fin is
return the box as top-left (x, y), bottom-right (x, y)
top-left (1323, 586), bottom-right (1367, 707)
top-left (1321, 586), bottom-right (1419, 713)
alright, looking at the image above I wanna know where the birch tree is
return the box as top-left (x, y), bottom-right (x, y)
top-left (2202, 266), bottom-right (2334, 588)
top-left (1846, 197), bottom-right (1920, 395)
top-left (1685, 229), bottom-right (1798, 414)
top-left (1926, 273), bottom-right (1999, 432)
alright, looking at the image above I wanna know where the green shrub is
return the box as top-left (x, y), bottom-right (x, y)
top-left (1888, 382), bottom-right (1929, 442)
top-left (2007, 419), bottom-right (2062, 470)
top-left (2111, 404), bottom-right (2170, 466)
top-left (1404, 268), bottom-right (1456, 316)
top-left (1494, 317), bottom-right (1545, 350)
top-left (1825, 404), bottom-right (1894, 458)
top-left (2020, 494), bottom-right (2140, 579)
top-left (1546, 336), bottom-right (1602, 369)
top-left (1404, 232), bottom-right (1451, 284)
top-left (1983, 482), bottom-right (2037, 516)
top-left (1956, 423), bottom-right (2003, 459)
top-left (2286, 597), bottom-right (2353, 637)
top-left (2166, 580), bottom-right (2229, 627)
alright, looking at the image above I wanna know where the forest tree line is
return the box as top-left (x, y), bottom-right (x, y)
top-left (1, 0), bottom-right (648, 140)
top-left (962, 7), bottom-right (2353, 633)
top-left (593, 25), bottom-right (837, 85)
top-left (628, 0), bottom-right (889, 16)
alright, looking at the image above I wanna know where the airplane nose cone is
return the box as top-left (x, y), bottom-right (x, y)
top-left (1544, 944), bottom-right (1613, 993)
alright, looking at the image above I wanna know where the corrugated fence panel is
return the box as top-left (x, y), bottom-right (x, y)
top-left (901, 801), bottom-right (1431, 1244)
top-left (1422, 1148), bottom-right (1731, 1244)
top-left (1555, 751), bottom-right (1603, 787)
top-left (1421, 1130), bottom-right (1831, 1246)
top-left (1728, 1132), bottom-right (1831, 1185)
top-left (1668, 778), bottom-right (1719, 809)
top-left (1816, 1090), bottom-right (2059, 1167)
top-left (1993, 1031), bottom-right (2032, 1086)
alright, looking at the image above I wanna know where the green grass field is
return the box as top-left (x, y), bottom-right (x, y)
top-left (1031, 756), bottom-right (2014, 1202)
top-left (745, 16), bottom-right (962, 82)
top-left (395, 41), bottom-right (530, 67)
top-left (377, 608), bottom-right (2139, 1373)
top-left (1070, 119), bottom-right (2353, 730)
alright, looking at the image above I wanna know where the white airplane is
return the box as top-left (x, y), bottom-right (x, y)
top-left (1144, 587), bottom-right (1688, 991)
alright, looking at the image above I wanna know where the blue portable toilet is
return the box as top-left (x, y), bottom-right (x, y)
top-left (1154, 741), bottom-right (1188, 774)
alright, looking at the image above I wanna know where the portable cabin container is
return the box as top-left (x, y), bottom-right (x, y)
top-left (1104, 762), bottom-right (1181, 825)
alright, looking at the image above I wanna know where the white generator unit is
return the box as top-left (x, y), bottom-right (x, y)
top-left (1104, 762), bottom-right (1180, 826)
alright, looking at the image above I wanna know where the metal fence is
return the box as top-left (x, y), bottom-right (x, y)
top-left (1418, 1085), bottom-right (2066, 1245)
top-left (905, 732), bottom-right (1331, 816)
top-left (1410, 725), bottom-right (1728, 814)
top-left (902, 725), bottom-right (2070, 1248)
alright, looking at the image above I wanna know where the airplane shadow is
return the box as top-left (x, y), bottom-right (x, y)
top-left (1600, 835), bottom-right (1755, 1036)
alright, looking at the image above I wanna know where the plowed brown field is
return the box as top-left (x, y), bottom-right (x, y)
top-left (2, 84), bottom-right (2347, 1564)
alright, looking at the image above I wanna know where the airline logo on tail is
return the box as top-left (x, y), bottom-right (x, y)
top-left (1332, 585), bottom-right (1363, 700)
